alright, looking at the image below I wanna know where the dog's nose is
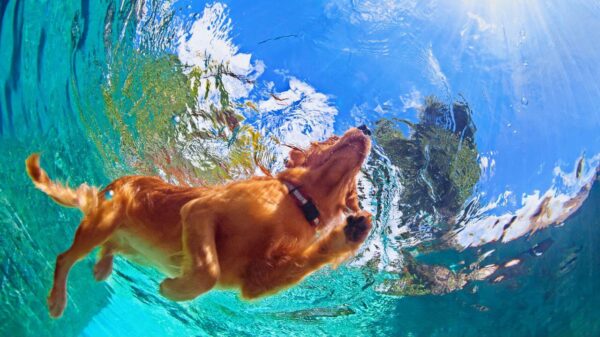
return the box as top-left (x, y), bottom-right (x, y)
top-left (357, 124), bottom-right (371, 136)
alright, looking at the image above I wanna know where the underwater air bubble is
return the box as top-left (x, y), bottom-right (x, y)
top-left (105, 190), bottom-right (114, 200)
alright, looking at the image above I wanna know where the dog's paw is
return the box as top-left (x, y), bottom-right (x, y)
top-left (93, 256), bottom-right (113, 281)
top-left (159, 277), bottom-right (200, 302)
top-left (159, 278), bottom-right (184, 301)
top-left (344, 211), bottom-right (372, 243)
top-left (47, 289), bottom-right (66, 318)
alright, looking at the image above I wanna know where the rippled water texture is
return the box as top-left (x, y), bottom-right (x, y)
top-left (1, 1), bottom-right (600, 336)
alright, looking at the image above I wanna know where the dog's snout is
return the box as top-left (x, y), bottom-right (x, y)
top-left (357, 124), bottom-right (371, 136)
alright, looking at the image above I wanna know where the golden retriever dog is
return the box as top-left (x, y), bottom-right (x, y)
top-left (26, 127), bottom-right (372, 318)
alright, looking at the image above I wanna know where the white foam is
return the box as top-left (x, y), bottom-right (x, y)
top-left (176, 3), bottom-right (263, 106)
top-left (257, 77), bottom-right (338, 151)
top-left (400, 89), bottom-right (423, 112)
top-left (426, 47), bottom-right (450, 95)
top-left (454, 155), bottom-right (599, 248)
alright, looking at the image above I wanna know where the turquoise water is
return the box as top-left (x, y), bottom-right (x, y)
top-left (1, 1), bottom-right (600, 336)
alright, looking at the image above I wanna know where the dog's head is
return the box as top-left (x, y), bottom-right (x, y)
top-left (280, 127), bottom-right (371, 215)
top-left (284, 136), bottom-right (340, 169)
top-left (286, 127), bottom-right (371, 170)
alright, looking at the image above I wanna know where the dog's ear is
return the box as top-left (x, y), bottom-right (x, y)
top-left (286, 148), bottom-right (306, 168)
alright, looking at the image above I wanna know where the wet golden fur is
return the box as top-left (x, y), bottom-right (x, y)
top-left (26, 128), bottom-right (372, 318)
top-left (285, 135), bottom-right (361, 212)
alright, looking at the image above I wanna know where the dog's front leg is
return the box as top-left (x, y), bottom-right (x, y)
top-left (159, 199), bottom-right (220, 301)
top-left (242, 211), bottom-right (372, 299)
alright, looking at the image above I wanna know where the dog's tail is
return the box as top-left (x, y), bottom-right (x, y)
top-left (26, 153), bottom-right (99, 214)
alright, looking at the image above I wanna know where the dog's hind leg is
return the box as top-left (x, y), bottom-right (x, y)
top-left (159, 199), bottom-right (220, 301)
top-left (48, 208), bottom-right (121, 318)
top-left (93, 243), bottom-right (115, 281)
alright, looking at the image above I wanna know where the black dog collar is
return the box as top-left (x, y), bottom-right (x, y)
top-left (281, 180), bottom-right (320, 227)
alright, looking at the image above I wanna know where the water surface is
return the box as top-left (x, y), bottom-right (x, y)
top-left (1, 1), bottom-right (599, 336)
